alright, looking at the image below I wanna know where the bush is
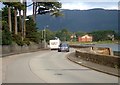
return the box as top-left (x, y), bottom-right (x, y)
top-left (26, 32), bottom-right (41, 44)
top-left (23, 38), bottom-right (30, 46)
top-left (0, 31), bottom-right (2, 45)
top-left (2, 28), bottom-right (12, 45)
top-left (12, 34), bottom-right (24, 46)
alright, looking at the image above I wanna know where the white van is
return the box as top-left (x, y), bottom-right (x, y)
top-left (49, 39), bottom-right (61, 50)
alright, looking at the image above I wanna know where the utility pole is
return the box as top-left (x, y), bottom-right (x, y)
top-left (43, 28), bottom-right (46, 48)
top-left (42, 25), bottom-right (48, 48)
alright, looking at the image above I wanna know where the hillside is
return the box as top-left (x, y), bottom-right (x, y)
top-left (36, 8), bottom-right (118, 32)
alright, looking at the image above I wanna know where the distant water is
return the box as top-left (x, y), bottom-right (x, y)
top-left (94, 44), bottom-right (119, 51)
top-left (80, 44), bottom-right (119, 51)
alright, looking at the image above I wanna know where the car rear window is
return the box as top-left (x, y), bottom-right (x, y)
top-left (60, 43), bottom-right (68, 47)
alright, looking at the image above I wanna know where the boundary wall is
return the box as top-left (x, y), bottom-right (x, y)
top-left (70, 45), bottom-right (120, 69)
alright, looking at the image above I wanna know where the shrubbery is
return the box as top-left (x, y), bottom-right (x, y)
top-left (12, 34), bottom-right (31, 46)
top-left (23, 38), bottom-right (30, 46)
top-left (2, 28), bottom-right (12, 45)
top-left (12, 34), bottom-right (24, 46)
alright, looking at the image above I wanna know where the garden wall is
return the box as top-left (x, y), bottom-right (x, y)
top-left (1, 43), bottom-right (46, 57)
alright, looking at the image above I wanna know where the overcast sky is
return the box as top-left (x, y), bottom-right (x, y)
top-left (0, 0), bottom-right (119, 15)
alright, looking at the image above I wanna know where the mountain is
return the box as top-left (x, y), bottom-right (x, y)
top-left (36, 8), bottom-right (118, 32)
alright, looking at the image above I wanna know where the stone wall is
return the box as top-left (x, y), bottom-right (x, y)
top-left (70, 45), bottom-right (113, 56)
top-left (70, 45), bottom-right (120, 68)
top-left (114, 51), bottom-right (120, 56)
top-left (1, 43), bottom-right (45, 57)
top-left (75, 50), bottom-right (120, 69)
top-left (91, 47), bottom-right (113, 55)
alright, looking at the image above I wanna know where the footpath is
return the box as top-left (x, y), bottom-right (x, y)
top-left (0, 58), bottom-right (2, 84)
top-left (67, 52), bottom-right (120, 77)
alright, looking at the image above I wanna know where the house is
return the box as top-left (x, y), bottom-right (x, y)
top-left (78, 34), bottom-right (92, 42)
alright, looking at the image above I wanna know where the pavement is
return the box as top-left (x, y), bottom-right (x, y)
top-left (67, 52), bottom-right (120, 77)
top-left (0, 58), bottom-right (2, 85)
top-left (2, 49), bottom-right (119, 83)
top-left (1, 48), bottom-right (49, 57)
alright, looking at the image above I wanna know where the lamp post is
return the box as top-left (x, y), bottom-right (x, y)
top-left (43, 28), bottom-right (46, 43)
top-left (42, 25), bottom-right (48, 48)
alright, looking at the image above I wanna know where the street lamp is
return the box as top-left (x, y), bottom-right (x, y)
top-left (42, 25), bottom-right (48, 48)
top-left (43, 28), bottom-right (46, 43)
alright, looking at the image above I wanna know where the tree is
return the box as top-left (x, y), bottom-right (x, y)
top-left (55, 28), bottom-right (71, 41)
top-left (45, 29), bottom-right (55, 42)
top-left (12, 2), bottom-right (25, 35)
top-left (25, 16), bottom-right (41, 43)
top-left (3, 2), bottom-right (25, 35)
top-left (23, 1), bottom-right (27, 38)
top-left (2, 30), bottom-right (12, 45)
top-left (17, 2), bottom-right (25, 35)
top-left (3, 3), bottom-right (13, 32)
top-left (89, 30), bottom-right (116, 41)
top-left (76, 31), bottom-right (87, 37)
top-left (32, 1), bottom-right (36, 22)
top-left (32, 1), bottom-right (62, 22)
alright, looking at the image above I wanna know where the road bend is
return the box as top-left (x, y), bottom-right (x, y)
top-left (2, 49), bottom-right (118, 83)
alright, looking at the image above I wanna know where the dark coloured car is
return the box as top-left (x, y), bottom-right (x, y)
top-left (58, 43), bottom-right (69, 52)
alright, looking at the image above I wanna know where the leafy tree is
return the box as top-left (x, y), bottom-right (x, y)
top-left (32, 1), bottom-right (62, 22)
top-left (2, 5), bottom-right (14, 32)
top-left (16, 2), bottom-right (25, 35)
top-left (3, 2), bottom-right (13, 32)
top-left (114, 32), bottom-right (120, 41)
top-left (45, 29), bottom-right (55, 42)
top-left (90, 30), bottom-right (116, 41)
top-left (76, 31), bottom-right (87, 37)
top-left (55, 28), bottom-right (71, 41)
top-left (26, 16), bottom-right (41, 43)
top-left (22, 1), bottom-right (27, 38)
top-left (3, 2), bottom-right (25, 34)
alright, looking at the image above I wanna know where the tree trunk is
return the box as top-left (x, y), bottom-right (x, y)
top-left (33, 2), bottom-right (37, 23)
top-left (33, 2), bottom-right (35, 22)
top-left (8, 6), bottom-right (12, 32)
top-left (14, 8), bottom-right (17, 35)
top-left (19, 10), bottom-right (22, 33)
top-left (23, 2), bottom-right (26, 38)
top-left (34, 2), bottom-right (37, 22)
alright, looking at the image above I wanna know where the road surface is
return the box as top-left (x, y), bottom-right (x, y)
top-left (2, 49), bottom-right (119, 83)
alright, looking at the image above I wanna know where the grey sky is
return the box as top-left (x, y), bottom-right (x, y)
top-left (0, 0), bottom-right (119, 15)
top-left (62, 2), bottom-right (118, 10)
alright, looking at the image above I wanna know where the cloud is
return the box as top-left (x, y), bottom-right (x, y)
top-left (60, 0), bottom-right (119, 2)
top-left (61, 2), bottom-right (118, 10)
top-left (62, 2), bottom-right (88, 10)
top-left (0, 3), bottom-right (4, 10)
top-left (27, 7), bottom-right (33, 15)
top-left (1, 1), bottom-right (119, 16)
top-left (26, 1), bottom-right (119, 16)
top-left (27, 3), bottom-right (33, 15)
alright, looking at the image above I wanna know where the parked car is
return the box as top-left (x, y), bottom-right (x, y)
top-left (58, 43), bottom-right (69, 52)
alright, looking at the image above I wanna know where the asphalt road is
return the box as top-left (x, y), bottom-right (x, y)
top-left (2, 49), bottom-right (119, 83)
